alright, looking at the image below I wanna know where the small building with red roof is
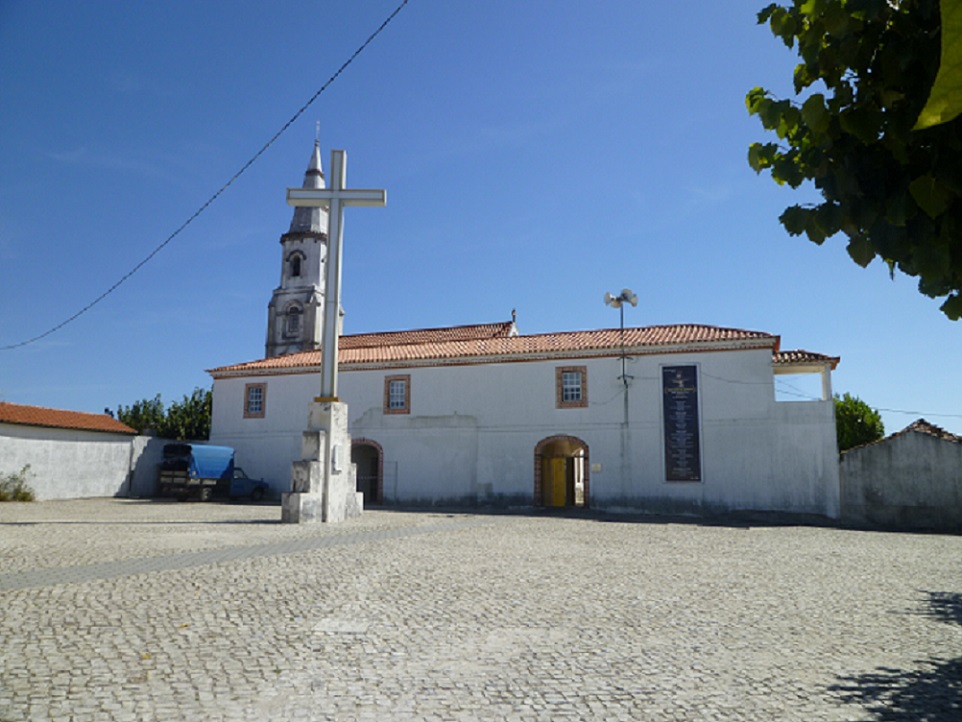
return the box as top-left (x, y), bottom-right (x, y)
top-left (840, 419), bottom-right (962, 531)
top-left (0, 401), bottom-right (153, 500)
top-left (0, 402), bottom-right (136, 436)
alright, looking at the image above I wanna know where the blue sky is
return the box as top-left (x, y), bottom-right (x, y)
top-left (1, 0), bottom-right (960, 436)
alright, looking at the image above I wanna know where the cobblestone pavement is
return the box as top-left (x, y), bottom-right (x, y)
top-left (1, 499), bottom-right (960, 721)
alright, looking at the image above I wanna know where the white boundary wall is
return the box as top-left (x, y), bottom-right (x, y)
top-left (841, 429), bottom-right (962, 531)
top-left (0, 423), bottom-right (165, 500)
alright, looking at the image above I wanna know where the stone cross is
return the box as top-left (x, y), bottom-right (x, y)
top-left (287, 150), bottom-right (386, 399)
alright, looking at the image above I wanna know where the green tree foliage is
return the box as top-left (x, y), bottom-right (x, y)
top-left (916, 0), bottom-right (962, 128)
top-left (117, 388), bottom-right (212, 440)
top-left (116, 394), bottom-right (166, 434)
top-left (834, 392), bottom-right (885, 451)
top-left (163, 388), bottom-right (213, 441)
top-left (747, 0), bottom-right (962, 320)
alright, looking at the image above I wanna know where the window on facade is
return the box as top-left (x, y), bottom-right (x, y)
top-left (285, 306), bottom-right (302, 337)
top-left (384, 375), bottom-right (411, 414)
top-left (290, 254), bottom-right (302, 277)
top-left (556, 366), bottom-right (588, 408)
top-left (244, 383), bottom-right (267, 418)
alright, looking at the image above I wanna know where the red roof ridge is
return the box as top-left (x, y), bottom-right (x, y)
top-left (0, 401), bottom-right (136, 435)
top-left (341, 319), bottom-right (517, 349)
top-left (842, 417), bottom-right (962, 454)
top-left (210, 322), bottom-right (784, 376)
top-left (899, 418), bottom-right (962, 444)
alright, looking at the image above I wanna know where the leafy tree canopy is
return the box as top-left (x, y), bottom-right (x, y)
top-left (916, 0), bottom-right (962, 128)
top-left (117, 387), bottom-right (211, 440)
top-left (747, 0), bottom-right (962, 319)
top-left (116, 394), bottom-right (165, 435)
top-left (834, 392), bottom-right (885, 451)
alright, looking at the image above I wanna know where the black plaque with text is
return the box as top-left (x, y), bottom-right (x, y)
top-left (662, 365), bottom-right (701, 481)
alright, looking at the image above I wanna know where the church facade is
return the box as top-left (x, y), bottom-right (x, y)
top-left (208, 145), bottom-right (841, 518)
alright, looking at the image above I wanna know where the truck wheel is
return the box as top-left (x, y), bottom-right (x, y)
top-left (250, 487), bottom-right (265, 502)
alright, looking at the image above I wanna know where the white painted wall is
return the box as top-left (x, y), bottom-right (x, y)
top-left (0, 425), bottom-right (165, 500)
top-left (840, 430), bottom-right (962, 531)
top-left (210, 347), bottom-right (840, 516)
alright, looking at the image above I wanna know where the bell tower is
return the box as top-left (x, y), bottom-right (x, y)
top-left (266, 141), bottom-right (329, 357)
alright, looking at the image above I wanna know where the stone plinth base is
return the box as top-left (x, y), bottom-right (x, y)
top-left (281, 491), bottom-right (324, 523)
top-left (281, 400), bottom-right (363, 524)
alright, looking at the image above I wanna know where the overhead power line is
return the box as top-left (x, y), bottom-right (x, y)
top-left (1, 0), bottom-right (411, 351)
top-left (774, 380), bottom-right (962, 420)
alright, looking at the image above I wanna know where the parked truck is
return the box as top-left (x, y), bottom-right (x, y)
top-left (158, 443), bottom-right (268, 501)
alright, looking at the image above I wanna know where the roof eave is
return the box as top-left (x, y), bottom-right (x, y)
top-left (211, 337), bottom-right (777, 377)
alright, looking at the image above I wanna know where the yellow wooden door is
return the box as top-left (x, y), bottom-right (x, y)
top-left (543, 457), bottom-right (568, 507)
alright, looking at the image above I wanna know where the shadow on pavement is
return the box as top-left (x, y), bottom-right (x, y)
top-left (828, 591), bottom-right (962, 721)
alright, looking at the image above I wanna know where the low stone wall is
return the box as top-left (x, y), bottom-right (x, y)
top-left (0, 424), bottom-right (165, 500)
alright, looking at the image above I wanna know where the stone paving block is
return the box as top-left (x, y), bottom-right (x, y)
top-left (0, 500), bottom-right (960, 720)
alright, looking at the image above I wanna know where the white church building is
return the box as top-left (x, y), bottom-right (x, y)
top-left (208, 143), bottom-right (841, 518)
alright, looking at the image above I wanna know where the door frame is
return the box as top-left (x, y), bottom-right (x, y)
top-left (533, 435), bottom-right (590, 508)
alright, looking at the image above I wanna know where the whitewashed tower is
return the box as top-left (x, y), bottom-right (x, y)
top-left (265, 140), bottom-right (329, 357)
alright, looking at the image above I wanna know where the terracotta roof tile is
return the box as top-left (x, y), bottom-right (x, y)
top-left (210, 323), bottom-right (781, 376)
top-left (340, 321), bottom-right (516, 349)
top-left (0, 402), bottom-right (137, 435)
top-left (774, 349), bottom-right (840, 369)
top-left (898, 418), bottom-right (962, 444)
top-left (842, 417), bottom-right (962, 454)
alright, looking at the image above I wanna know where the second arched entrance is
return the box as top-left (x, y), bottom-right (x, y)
top-left (351, 438), bottom-right (383, 505)
top-left (534, 435), bottom-right (589, 508)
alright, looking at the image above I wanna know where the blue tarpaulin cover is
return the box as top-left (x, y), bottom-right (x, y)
top-left (163, 444), bottom-right (234, 481)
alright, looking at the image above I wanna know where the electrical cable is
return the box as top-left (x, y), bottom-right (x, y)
top-left (612, 368), bottom-right (962, 421)
top-left (0, 0), bottom-right (411, 351)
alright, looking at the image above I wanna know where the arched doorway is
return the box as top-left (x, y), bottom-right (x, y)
top-left (351, 439), bottom-right (383, 505)
top-left (534, 435), bottom-right (589, 508)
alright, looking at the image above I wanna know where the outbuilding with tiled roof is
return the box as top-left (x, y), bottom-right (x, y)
top-left (840, 419), bottom-right (962, 531)
top-left (0, 402), bottom-right (136, 435)
top-left (0, 402), bottom-right (160, 501)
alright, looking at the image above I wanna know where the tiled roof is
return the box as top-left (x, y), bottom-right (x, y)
top-left (0, 402), bottom-right (137, 435)
top-left (774, 349), bottom-right (840, 370)
top-left (210, 323), bottom-right (780, 376)
top-left (842, 417), bottom-right (962, 454)
top-left (340, 321), bottom-right (517, 349)
top-left (898, 419), bottom-right (962, 444)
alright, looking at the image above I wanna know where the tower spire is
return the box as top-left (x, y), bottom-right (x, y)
top-left (288, 137), bottom-right (327, 234)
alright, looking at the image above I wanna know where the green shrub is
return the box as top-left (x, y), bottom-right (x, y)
top-left (834, 393), bottom-right (885, 452)
top-left (0, 465), bottom-right (35, 502)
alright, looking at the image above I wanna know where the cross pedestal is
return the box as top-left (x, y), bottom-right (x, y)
top-left (281, 400), bottom-right (362, 523)
top-left (280, 149), bottom-right (386, 524)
